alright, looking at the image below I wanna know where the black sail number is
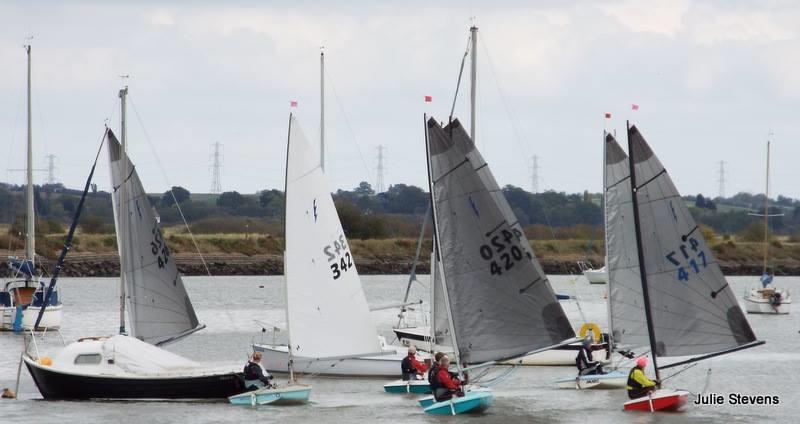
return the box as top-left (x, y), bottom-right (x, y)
top-left (479, 227), bottom-right (532, 276)
top-left (323, 234), bottom-right (353, 280)
top-left (150, 225), bottom-right (170, 269)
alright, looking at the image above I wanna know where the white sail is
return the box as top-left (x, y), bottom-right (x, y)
top-left (430, 246), bottom-right (451, 347)
top-left (284, 115), bottom-right (380, 359)
top-left (604, 133), bottom-right (649, 350)
top-left (107, 130), bottom-right (202, 345)
top-left (628, 125), bottom-right (756, 357)
top-left (426, 117), bottom-right (574, 365)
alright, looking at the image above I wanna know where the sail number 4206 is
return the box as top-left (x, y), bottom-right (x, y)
top-left (323, 234), bottom-right (353, 280)
top-left (666, 236), bottom-right (707, 282)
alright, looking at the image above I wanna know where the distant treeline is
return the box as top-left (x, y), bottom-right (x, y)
top-left (1, 181), bottom-right (799, 241)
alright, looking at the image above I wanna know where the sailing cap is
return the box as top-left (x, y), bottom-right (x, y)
top-left (408, 346), bottom-right (417, 354)
top-left (636, 356), bottom-right (648, 368)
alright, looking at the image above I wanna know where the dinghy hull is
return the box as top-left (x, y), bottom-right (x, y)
top-left (24, 356), bottom-right (246, 400)
top-left (623, 389), bottom-right (689, 412)
top-left (228, 384), bottom-right (311, 405)
top-left (555, 370), bottom-right (627, 389)
top-left (422, 390), bottom-right (493, 415)
top-left (383, 379), bottom-right (431, 394)
top-left (744, 288), bottom-right (791, 314)
top-left (254, 343), bottom-right (405, 378)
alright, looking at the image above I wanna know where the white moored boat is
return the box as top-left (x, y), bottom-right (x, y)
top-left (253, 113), bottom-right (405, 377)
top-left (577, 261), bottom-right (607, 284)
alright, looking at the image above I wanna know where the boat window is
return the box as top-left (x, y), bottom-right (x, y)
top-left (74, 354), bottom-right (102, 365)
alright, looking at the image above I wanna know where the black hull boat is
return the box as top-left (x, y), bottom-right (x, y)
top-left (25, 356), bottom-right (245, 400)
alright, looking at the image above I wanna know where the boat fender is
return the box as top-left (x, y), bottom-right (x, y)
top-left (38, 357), bottom-right (52, 366)
top-left (579, 323), bottom-right (601, 343)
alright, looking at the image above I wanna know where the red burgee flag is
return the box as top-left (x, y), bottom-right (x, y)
top-left (631, 103), bottom-right (639, 111)
top-left (290, 100), bottom-right (298, 107)
top-left (604, 112), bottom-right (612, 119)
top-left (424, 95), bottom-right (432, 103)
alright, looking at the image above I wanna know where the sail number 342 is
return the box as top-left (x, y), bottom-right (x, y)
top-left (323, 234), bottom-right (353, 280)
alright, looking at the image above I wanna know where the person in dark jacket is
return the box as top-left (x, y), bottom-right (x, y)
top-left (243, 352), bottom-right (274, 390)
top-left (575, 337), bottom-right (603, 376)
top-left (400, 346), bottom-right (428, 380)
top-left (430, 355), bottom-right (464, 402)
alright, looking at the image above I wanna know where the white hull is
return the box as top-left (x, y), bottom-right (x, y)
top-left (555, 370), bottom-right (627, 389)
top-left (0, 304), bottom-right (62, 330)
top-left (584, 267), bottom-right (607, 284)
top-left (253, 344), bottom-right (407, 378)
top-left (744, 288), bottom-right (791, 314)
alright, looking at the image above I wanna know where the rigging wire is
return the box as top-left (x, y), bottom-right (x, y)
top-left (449, 34), bottom-right (472, 120)
top-left (126, 94), bottom-right (212, 277)
top-left (321, 66), bottom-right (372, 180)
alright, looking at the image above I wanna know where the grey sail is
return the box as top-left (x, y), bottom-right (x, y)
top-left (628, 125), bottom-right (756, 357)
top-left (426, 117), bottom-right (574, 365)
top-left (430, 247), bottom-right (451, 347)
top-left (107, 130), bottom-right (202, 346)
top-left (604, 134), bottom-right (649, 350)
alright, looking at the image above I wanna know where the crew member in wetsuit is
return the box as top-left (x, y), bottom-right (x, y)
top-left (244, 351), bottom-right (274, 390)
top-left (430, 355), bottom-right (464, 402)
top-left (400, 346), bottom-right (428, 380)
top-left (627, 356), bottom-right (658, 399)
top-left (575, 337), bottom-right (603, 375)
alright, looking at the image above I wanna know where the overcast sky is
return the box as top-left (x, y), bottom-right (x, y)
top-left (1, 0), bottom-right (799, 200)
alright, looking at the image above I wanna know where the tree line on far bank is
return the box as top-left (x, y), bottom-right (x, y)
top-left (1, 181), bottom-right (799, 242)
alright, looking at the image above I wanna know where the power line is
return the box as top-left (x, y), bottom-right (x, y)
top-left (375, 145), bottom-right (386, 193)
top-left (717, 160), bottom-right (726, 198)
top-left (530, 155), bottom-right (540, 193)
top-left (210, 142), bottom-right (223, 195)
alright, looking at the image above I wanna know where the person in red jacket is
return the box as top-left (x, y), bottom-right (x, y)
top-left (431, 355), bottom-right (464, 401)
top-left (400, 346), bottom-right (428, 380)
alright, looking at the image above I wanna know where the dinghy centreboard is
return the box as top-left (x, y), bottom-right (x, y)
top-left (23, 88), bottom-right (245, 400)
top-left (254, 115), bottom-right (405, 377)
top-left (611, 126), bottom-right (764, 412)
top-left (420, 117), bottom-right (577, 415)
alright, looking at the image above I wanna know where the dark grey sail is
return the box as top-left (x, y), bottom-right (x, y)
top-left (628, 125), bottom-right (757, 358)
top-left (426, 117), bottom-right (574, 365)
top-left (604, 134), bottom-right (649, 350)
top-left (108, 130), bottom-right (202, 346)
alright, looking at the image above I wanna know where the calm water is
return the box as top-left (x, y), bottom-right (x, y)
top-left (1, 275), bottom-right (798, 423)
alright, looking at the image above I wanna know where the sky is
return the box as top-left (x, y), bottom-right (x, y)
top-left (1, 0), bottom-right (800, 199)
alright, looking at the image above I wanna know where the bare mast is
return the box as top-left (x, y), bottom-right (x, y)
top-left (118, 86), bottom-right (128, 334)
top-left (763, 141), bottom-right (770, 275)
top-left (25, 44), bottom-right (35, 276)
top-left (469, 25), bottom-right (478, 142)
top-left (320, 49), bottom-right (325, 171)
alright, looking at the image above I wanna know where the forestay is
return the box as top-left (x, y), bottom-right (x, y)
top-left (628, 125), bottom-right (756, 357)
top-left (604, 134), bottom-right (649, 350)
top-left (426, 117), bottom-right (574, 365)
top-left (284, 116), bottom-right (380, 359)
top-left (107, 130), bottom-right (202, 346)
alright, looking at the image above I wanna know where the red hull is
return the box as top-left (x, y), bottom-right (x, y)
top-left (624, 390), bottom-right (689, 412)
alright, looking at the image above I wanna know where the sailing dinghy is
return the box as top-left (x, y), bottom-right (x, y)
top-left (253, 115), bottom-right (405, 377)
top-left (23, 90), bottom-right (245, 400)
top-left (615, 124), bottom-right (763, 412)
top-left (419, 117), bottom-right (577, 415)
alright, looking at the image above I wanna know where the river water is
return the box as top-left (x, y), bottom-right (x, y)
top-left (1, 275), bottom-right (798, 423)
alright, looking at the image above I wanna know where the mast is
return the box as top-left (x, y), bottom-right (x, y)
top-left (25, 44), bottom-right (35, 275)
top-left (424, 115), bottom-right (462, 374)
top-left (284, 114), bottom-right (295, 382)
top-left (118, 86), bottom-right (128, 335)
top-left (320, 49), bottom-right (325, 171)
top-left (763, 141), bottom-right (770, 275)
top-left (626, 122), bottom-right (660, 381)
top-left (469, 25), bottom-right (478, 143)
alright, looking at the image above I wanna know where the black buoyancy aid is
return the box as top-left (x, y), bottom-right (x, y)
top-left (428, 365), bottom-right (441, 389)
top-left (401, 356), bottom-right (415, 374)
top-left (244, 362), bottom-right (260, 380)
top-left (627, 367), bottom-right (643, 391)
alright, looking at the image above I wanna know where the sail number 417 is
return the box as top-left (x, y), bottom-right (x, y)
top-left (666, 236), bottom-right (707, 282)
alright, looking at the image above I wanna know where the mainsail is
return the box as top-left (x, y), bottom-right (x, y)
top-left (430, 249), bottom-right (451, 347)
top-left (426, 117), bottom-right (574, 365)
top-left (627, 125), bottom-right (757, 358)
top-left (604, 133), bottom-right (649, 350)
top-left (107, 130), bottom-right (202, 346)
top-left (284, 115), bottom-right (381, 359)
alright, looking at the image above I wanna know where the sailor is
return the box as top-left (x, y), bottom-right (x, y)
top-left (243, 352), bottom-right (274, 390)
top-left (401, 346), bottom-right (428, 380)
top-left (427, 351), bottom-right (445, 385)
top-left (430, 355), bottom-right (464, 402)
top-left (575, 337), bottom-right (603, 376)
top-left (626, 356), bottom-right (658, 399)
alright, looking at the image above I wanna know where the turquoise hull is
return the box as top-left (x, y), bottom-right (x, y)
top-left (228, 385), bottom-right (311, 406)
top-left (383, 380), bottom-right (431, 394)
top-left (422, 391), bottom-right (493, 415)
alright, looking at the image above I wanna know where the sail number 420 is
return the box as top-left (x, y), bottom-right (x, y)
top-left (323, 234), bottom-right (353, 280)
top-left (666, 236), bottom-right (707, 282)
top-left (478, 228), bottom-right (532, 276)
